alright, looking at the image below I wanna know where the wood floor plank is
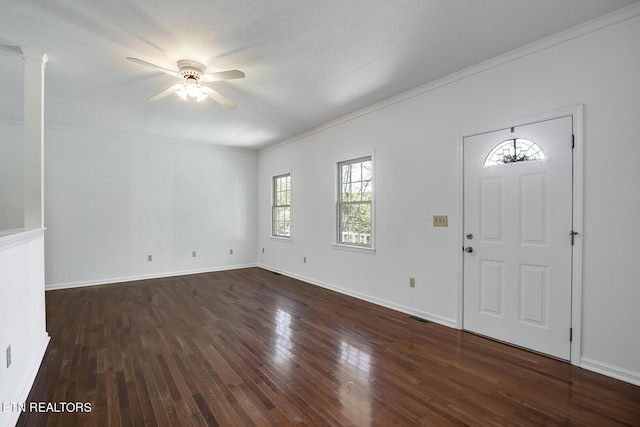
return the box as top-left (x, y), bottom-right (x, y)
top-left (17, 267), bottom-right (640, 426)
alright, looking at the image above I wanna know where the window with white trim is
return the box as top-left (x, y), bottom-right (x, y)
top-left (337, 156), bottom-right (373, 247)
top-left (272, 173), bottom-right (291, 238)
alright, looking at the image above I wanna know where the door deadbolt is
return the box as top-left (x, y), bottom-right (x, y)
top-left (464, 246), bottom-right (473, 253)
top-left (466, 233), bottom-right (473, 240)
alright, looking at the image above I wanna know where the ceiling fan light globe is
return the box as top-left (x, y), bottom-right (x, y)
top-left (176, 85), bottom-right (188, 100)
top-left (186, 83), bottom-right (201, 98)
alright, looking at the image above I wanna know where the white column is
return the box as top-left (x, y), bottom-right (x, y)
top-left (21, 48), bottom-right (47, 230)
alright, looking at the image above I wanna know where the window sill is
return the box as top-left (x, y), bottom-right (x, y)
top-left (332, 243), bottom-right (376, 255)
top-left (270, 236), bottom-right (292, 243)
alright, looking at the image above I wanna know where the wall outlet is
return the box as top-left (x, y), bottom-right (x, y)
top-left (6, 345), bottom-right (11, 369)
top-left (192, 251), bottom-right (197, 257)
top-left (147, 255), bottom-right (152, 262)
top-left (433, 215), bottom-right (448, 227)
top-left (229, 249), bottom-right (233, 255)
top-left (409, 277), bottom-right (416, 288)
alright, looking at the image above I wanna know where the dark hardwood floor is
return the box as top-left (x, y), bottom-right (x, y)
top-left (18, 267), bottom-right (640, 426)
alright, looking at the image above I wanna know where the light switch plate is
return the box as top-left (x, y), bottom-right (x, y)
top-left (433, 215), bottom-right (448, 227)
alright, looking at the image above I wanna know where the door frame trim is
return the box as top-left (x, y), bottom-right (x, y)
top-left (456, 104), bottom-right (584, 365)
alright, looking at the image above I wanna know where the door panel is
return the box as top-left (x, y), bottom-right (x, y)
top-left (463, 116), bottom-right (573, 360)
top-left (519, 264), bottom-right (547, 326)
top-left (480, 178), bottom-right (503, 242)
top-left (520, 173), bottom-right (547, 244)
top-left (479, 260), bottom-right (503, 316)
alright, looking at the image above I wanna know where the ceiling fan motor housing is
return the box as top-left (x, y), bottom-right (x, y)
top-left (177, 60), bottom-right (206, 81)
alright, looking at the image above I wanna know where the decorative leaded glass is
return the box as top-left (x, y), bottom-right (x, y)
top-left (483, 138), bottom-right (545, 166)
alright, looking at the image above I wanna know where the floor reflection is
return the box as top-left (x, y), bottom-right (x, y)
top-left (338, 341), bottom-right (372, 425)
top-left (340, 341), bottom-right (371, 374)
top-left (273, 308), bottom-right (293, 366)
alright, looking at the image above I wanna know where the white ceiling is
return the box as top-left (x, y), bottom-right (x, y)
top-left (0, 0), bottom-right (637, 149)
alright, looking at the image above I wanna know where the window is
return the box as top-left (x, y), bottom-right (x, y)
top-left (272, 173), bottom-right (291, 238)
top-left (337, 156), bottom-right (373, 247)
top-left (484, 138), bottom-right (545, 167)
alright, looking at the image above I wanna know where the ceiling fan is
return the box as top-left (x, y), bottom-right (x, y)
top-left (126, 57), bottom-right (245, 109)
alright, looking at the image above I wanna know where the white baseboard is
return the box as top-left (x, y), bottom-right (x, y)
top-left (45, 263), bottom-right (258, 290)
top-left (258, 264), bottom-right (457, 328)
top-left (0, 333), bottom-right (50, 427)
top-left (580, 357), bottom-right (640, 387)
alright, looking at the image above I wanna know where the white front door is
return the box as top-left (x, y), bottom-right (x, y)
top-left (463, 116), bottom-right (573, 360)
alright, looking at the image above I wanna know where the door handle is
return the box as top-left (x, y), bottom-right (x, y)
top-left (464, 246), bottom-right (473, 253)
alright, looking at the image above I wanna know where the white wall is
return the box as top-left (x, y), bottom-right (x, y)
top-left (43, 127), bottom-right (258, 288)
top-left (0, 121), bottom-right (24, 230)
top-left (0, 230), bottom-right (49, 427)
top-left (257, 13), bottom-right (640, 384)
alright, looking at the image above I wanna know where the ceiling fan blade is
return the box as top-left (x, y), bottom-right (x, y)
top-left (127, 57), bottom-right (181, 78)
top-left (147, 83), bottom-right (183, 102)
top-left (201, 86), bottom-right (237, 109)
top-left (201, 70), bottom-right (245, 83)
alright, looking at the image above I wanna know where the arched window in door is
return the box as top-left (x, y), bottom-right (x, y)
top-left (483, 138), bottom-right (545, 167)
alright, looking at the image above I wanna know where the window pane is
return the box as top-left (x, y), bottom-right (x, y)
top-left (338, 201), bottom-right (371, 245)
top-left (351, 182), bottom-right (362, 201)
top-left (352, 163), bottom-right (362, 182)
top-left (362, 162), bottom-right (372, 180)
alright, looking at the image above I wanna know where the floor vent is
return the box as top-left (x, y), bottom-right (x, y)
top-left (408, 315), bottom-right (431, 324)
